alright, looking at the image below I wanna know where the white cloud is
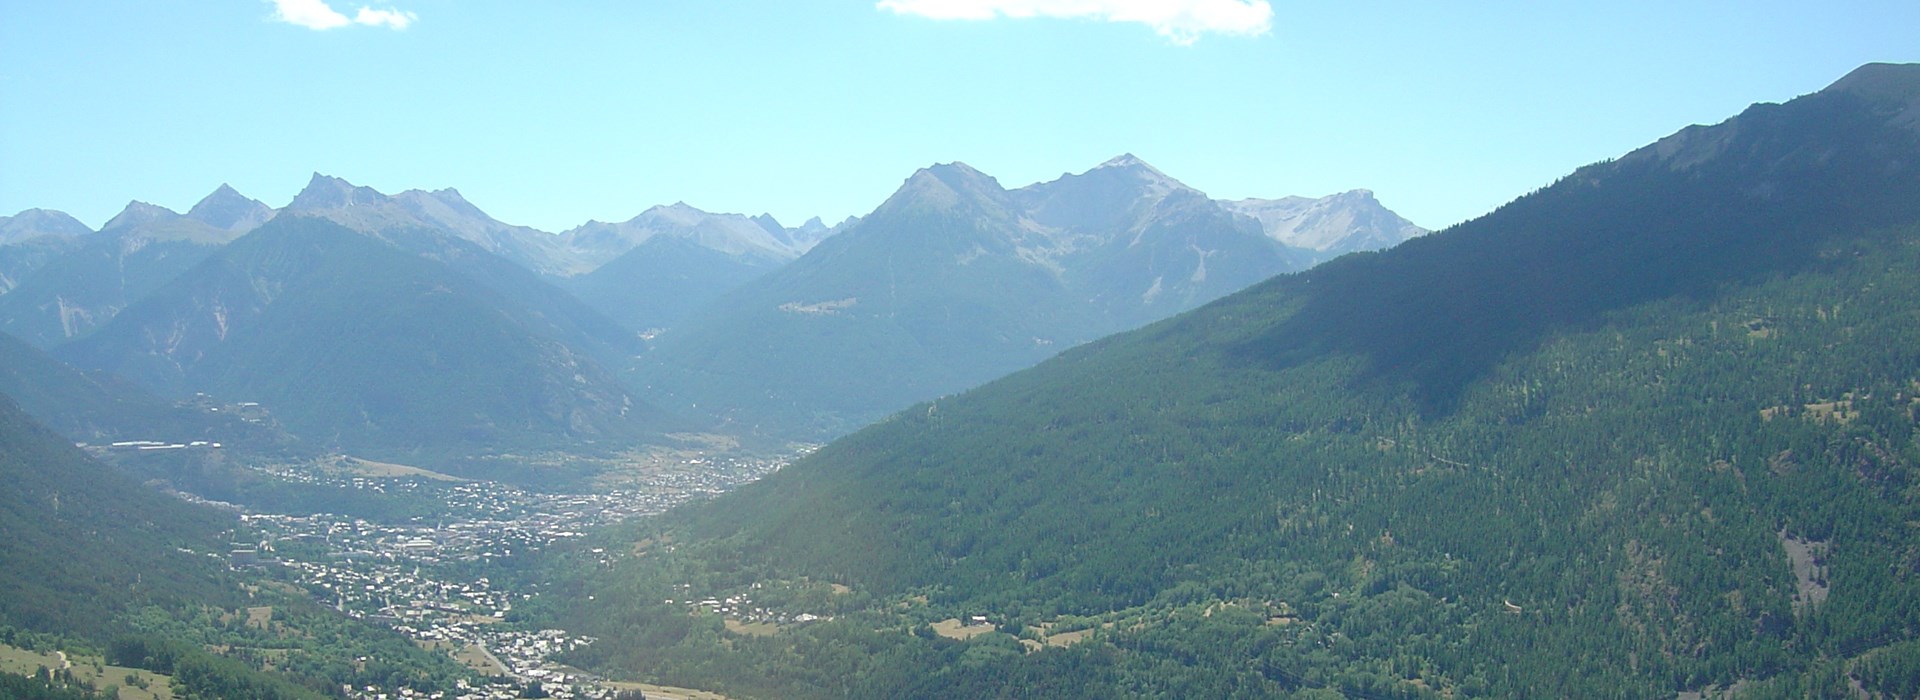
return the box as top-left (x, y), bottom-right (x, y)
top-left (270, 0), bottom-right (351, 29)
top-left (875, 0), bottom-right (1272, 45)
top-left (353, 6), bottom-right (417, 29)
top-left (268, 0), bottom-right (417, 31)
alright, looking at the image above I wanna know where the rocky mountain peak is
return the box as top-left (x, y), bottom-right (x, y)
top-left (1223, 190), bottom-right (1426, 255)
top-left (186, 183), bottom-right (274, 232)
top-left (408, 187), bottom-right (492, 221)
top-left (100, 201), bottom-right (182, 232)
top-left (921, 162), bottom-right (999, 190)
top-left (288, 173), bottom-right (388, 211)
top-left (0, 209), bottom-right (92, 244)
top-left (1012, 154), bottom-right (1195, 233)
top-left (1091, 153), bottom-right (1179, 183)
top-left (750, 213), bottom-right (785, 237)
top-left (883, 162), bottom-right (1012, 215)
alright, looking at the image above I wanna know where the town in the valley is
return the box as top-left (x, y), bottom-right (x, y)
top-left (162, 449), bottom-right (801, 700)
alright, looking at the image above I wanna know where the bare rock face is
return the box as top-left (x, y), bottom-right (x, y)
top-left (1223, 189), bottom-right (1428, 256)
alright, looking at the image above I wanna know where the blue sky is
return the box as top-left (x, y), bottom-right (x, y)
top-left (4, 1), bottom-right (1917, 233)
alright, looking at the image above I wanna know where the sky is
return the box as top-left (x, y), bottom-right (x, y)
top-left (4, 1), bottom-right (1918, 234)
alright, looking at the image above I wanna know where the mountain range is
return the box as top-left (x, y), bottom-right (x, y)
top-left (58, 215), bottom-right (671, 463)
top-left (557, 62), bottom-right (1920, 699)
top-left (0, 197), bottom-right (253, 347)
top-left (639, 155), bottom-right (1422, 437)
top-left (557, 203), bottom-right (848, 332)
top-left (0, 156), bottom-right (1423, 463)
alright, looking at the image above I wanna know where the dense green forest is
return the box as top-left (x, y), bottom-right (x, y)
top-left (549, 65), bottom-right (1920, 698)
top-left (0, 391), bottom-right (238, 638)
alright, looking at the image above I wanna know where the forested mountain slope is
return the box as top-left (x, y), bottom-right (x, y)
top-left (0, 391), bottom-right (473, 697)
top-left (0, 391), bottom-right (235, 639)
top-left (562, 232), bottom-right (788, 333)
top-left (0, 209), bottom-right (90, 294)
top-left (559, 63), bottom-right (1920, 698)
top-left (61, 216), bottom-right (670, 464)
top-left (0, 330), bottom-right (286, 447)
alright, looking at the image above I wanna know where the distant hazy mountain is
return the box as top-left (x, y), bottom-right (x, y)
top-left (1014, 154), bottom-right (1322, 326)
top-left (571, 62), bottom-right (1920, 700)
top-left (184, 183), bottom-right (274, 232)
top-left (759, 213), bottom-right (850, 253)
top-left (564, 233), bottom-right (789, 333)
top-left (0, 209), bottom-right (91, 294)
top-left (286, 173), bottom-right (585, 276)
top-left (0, 329), bottom-right (284, 447)
top-left (557, 203), bottom-right (806, 331)
top-left (563, 202), bottom-right (803, 270)
top-left (639, 162), bottom-right (1108, 437)
top-left (62, 216), bottom-right (669, 463)
top-left (0, 196), bottom-right (249, 347)
top-left (640, 155), bottom-right (1420, 437)
top-left (1224, 188), bottom-right (1427, 257)
top-left (0, 208), bottom-right (92, 245)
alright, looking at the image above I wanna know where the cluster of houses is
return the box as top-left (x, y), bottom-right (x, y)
top-left (219, 451), bottom-right (797, 699)
top-left (678, 591), bottom-right (828, 627)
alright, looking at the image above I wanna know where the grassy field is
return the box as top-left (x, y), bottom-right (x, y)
top-left (929, 618), bottom-right (995, 641)
top-left (336, 455), bottom-right (466, 481)
top-left (721, 619), bottom-right (781, 637)
top-left (0, 642), bottom-right (175, 700)
top-left (603, 679), bottom-right (735, 700)
top-left (245, 605), bottom-right (274, 630)
top-left (452, 643), bottom-right (507, 675)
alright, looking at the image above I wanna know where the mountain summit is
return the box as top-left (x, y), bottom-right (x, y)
top-left (0, 197), bottom-right (243, 346)
top-left (285, 173), bottom-right (583, 275)
top-left (562, 201), bottom-right (801, 268)
top-left (100, 201), bottom-right (182, 232)
top-left (1224, 189), bottom-right (1427, 254)
top-left (639, 155), bottom-right (1422, 437)
top-left (0, 209), bottom-right (91, 245)
top-left (184, 183), bottom-right (274, 232)
top-left (287, 173), bottom-right (386, 210)
top-left (1825, 61), bottom-right (1920, 127)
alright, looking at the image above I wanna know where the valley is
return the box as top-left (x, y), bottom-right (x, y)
top-left (5, 11), bottom-right (1920, 695)
top-left (230, 446), bottom-right (787, 698)
top-left (117, 446), bottom-right (791, 700)
top-left (0, 147), bottom-right (1426, 697)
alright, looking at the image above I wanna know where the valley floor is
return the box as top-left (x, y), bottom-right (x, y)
top-left (116, 447), bottom-right (793, 700)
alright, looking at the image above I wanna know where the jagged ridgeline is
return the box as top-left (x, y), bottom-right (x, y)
top-left (560, 64), bottom-right (1920, 698)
